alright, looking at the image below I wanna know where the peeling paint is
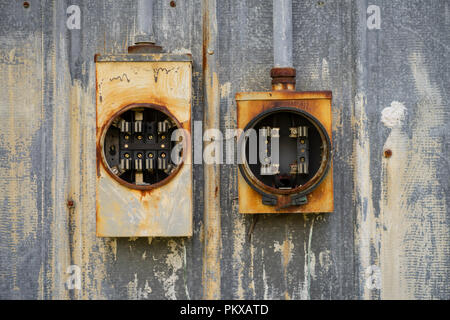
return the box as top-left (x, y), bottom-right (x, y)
top-left (353, 91), bottom-right (379, 300)
top-left (300, 216), bottom-right (315, 300)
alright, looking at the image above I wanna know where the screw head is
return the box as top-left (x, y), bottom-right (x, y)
top-left (384, 149), bottom-right (393, 158)
top-left (137, 153), bottom-right (143, 159)
top-left (124, 153), bottom-right (130, 158)
top-left (161, 153), bottom-right (166, 158)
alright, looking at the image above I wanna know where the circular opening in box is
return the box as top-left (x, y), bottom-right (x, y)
top-left (101, 104), bottom-right (185, 189)
top-left (239, 107), bottom-right (331, 197)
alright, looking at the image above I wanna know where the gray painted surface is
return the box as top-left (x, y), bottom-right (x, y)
top-left (273, 0), bottom-right (294, 68)
top-left (0, 0), bottom-right (448, 300)
top-left (135, 0), bottom-right (156, 43)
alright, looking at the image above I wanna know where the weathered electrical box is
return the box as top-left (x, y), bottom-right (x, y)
top-left (236, 69), bottom-right (333, 214)
top-left (95, 54), bottom-right (193, 237)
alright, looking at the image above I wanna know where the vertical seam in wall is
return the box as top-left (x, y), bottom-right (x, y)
top-left (202, 0), bottom-right (222, 300)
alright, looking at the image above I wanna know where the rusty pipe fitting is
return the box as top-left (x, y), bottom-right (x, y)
top-left (270, 67), bottom-right (296, 91)
top-left (128, 0), bottom-right (163, 53)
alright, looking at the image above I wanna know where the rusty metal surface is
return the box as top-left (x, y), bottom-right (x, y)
top-left (95, 59), bottom-right (193, 237)
top-left (0, 0), bottom-right (449, 300)
top-left (270, 67), bottom-right (297, 91)
top-left (236, 93), bottom-right (334, 213)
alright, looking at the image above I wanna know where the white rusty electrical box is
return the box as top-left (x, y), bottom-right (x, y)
top-left (95, 53), bottom-right (193, 237)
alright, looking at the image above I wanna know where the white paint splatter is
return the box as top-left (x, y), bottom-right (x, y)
top-left (161, 240), bottom-right (183, 300)
top-left (381, 101), bottom-right (407, 128)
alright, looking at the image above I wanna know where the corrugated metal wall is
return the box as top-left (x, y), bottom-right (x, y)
top-left (0, 0), bottom-right (449, 300)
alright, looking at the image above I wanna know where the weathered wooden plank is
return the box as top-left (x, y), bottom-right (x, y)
top-left (354, 0), bottom-right (450, 299)
top-left (0, 0), bottom-right (45, 300)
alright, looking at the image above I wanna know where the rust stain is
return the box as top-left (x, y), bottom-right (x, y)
top-left (383, 149), bottom-right (392, 158)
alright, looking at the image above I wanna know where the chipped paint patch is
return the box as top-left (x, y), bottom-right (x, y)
top-left (127, 273), bottom-right (152, 300)
top-left (220, 81), bottom-right (231, 99)
top-left (353, 92), bottom-right (379, 299)
top-left (161, 240), bottom-right (184, 300)
top-left (381, 101), bottom-right (406, 128)
top-left (274, 237), bottom-right (294, 300)
top-left (300, 216), bottom-right (316, 300)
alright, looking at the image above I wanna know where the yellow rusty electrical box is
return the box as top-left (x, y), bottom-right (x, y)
top-left (95, 53), bottom-right (193, 237)
top-left (236, 90), bottom-right (333, 214)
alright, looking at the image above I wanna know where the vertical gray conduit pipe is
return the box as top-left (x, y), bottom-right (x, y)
top-left (273, 0), bottom-right (293, 68)
top-left (135, 0), bottom-right (155, 44)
